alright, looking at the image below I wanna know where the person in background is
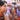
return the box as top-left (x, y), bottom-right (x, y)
top-left (6, 5), bottom-right (12, 20)
top-left (17, 7), bottom-right (20, 17)
top-left (7, 5), bottom-right (12, 14)
top-left (9, 8), bottom-right (15, 20)
top-left (0, 1), bottom-right (7, 20)
top-left (16, 3), bottom-right (20, 17)
top-left (15, 3), bottom-right (20, 20)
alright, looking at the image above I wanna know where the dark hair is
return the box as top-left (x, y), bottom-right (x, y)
top-left (12, 2), bottom-right (16, 5)
top-left (3, 1), bottom-right (7, 4)
top-left (0, 1), bottom-right (4, 6)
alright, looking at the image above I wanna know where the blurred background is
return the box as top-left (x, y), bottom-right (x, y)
top-left (0, 0), bottom-right (20, 20)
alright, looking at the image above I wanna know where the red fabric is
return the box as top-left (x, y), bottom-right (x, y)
top-left (0, 14), bottom-right (4, 16)
top-left (15, 10), bottom-right (16, 16)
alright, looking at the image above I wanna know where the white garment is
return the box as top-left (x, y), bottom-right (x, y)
top-left (4, 7), bottom-right (11, 20)
top-left (6, 7), bottom-right (11, 14)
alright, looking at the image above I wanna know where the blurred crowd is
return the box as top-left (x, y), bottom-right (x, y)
top-left (0, 0), bottom-right (20, 20)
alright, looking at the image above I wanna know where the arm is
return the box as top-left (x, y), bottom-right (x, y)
top-left (5, 16), bottom-right (7, 20)
top-left (5, 13), bottom-right (9, 20)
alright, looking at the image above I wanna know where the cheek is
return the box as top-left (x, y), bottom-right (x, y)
top-left (4, 5), bottom-right (6, 7)
top-left (1, 7), bottom-right (5, 12)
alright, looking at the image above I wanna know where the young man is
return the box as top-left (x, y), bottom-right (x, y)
top-left (16, 3), bottom-right (20, 17)
top-left (0, 1), bottom-right (7, 20)
top-left (16, 3), bottom-right (20, 20)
